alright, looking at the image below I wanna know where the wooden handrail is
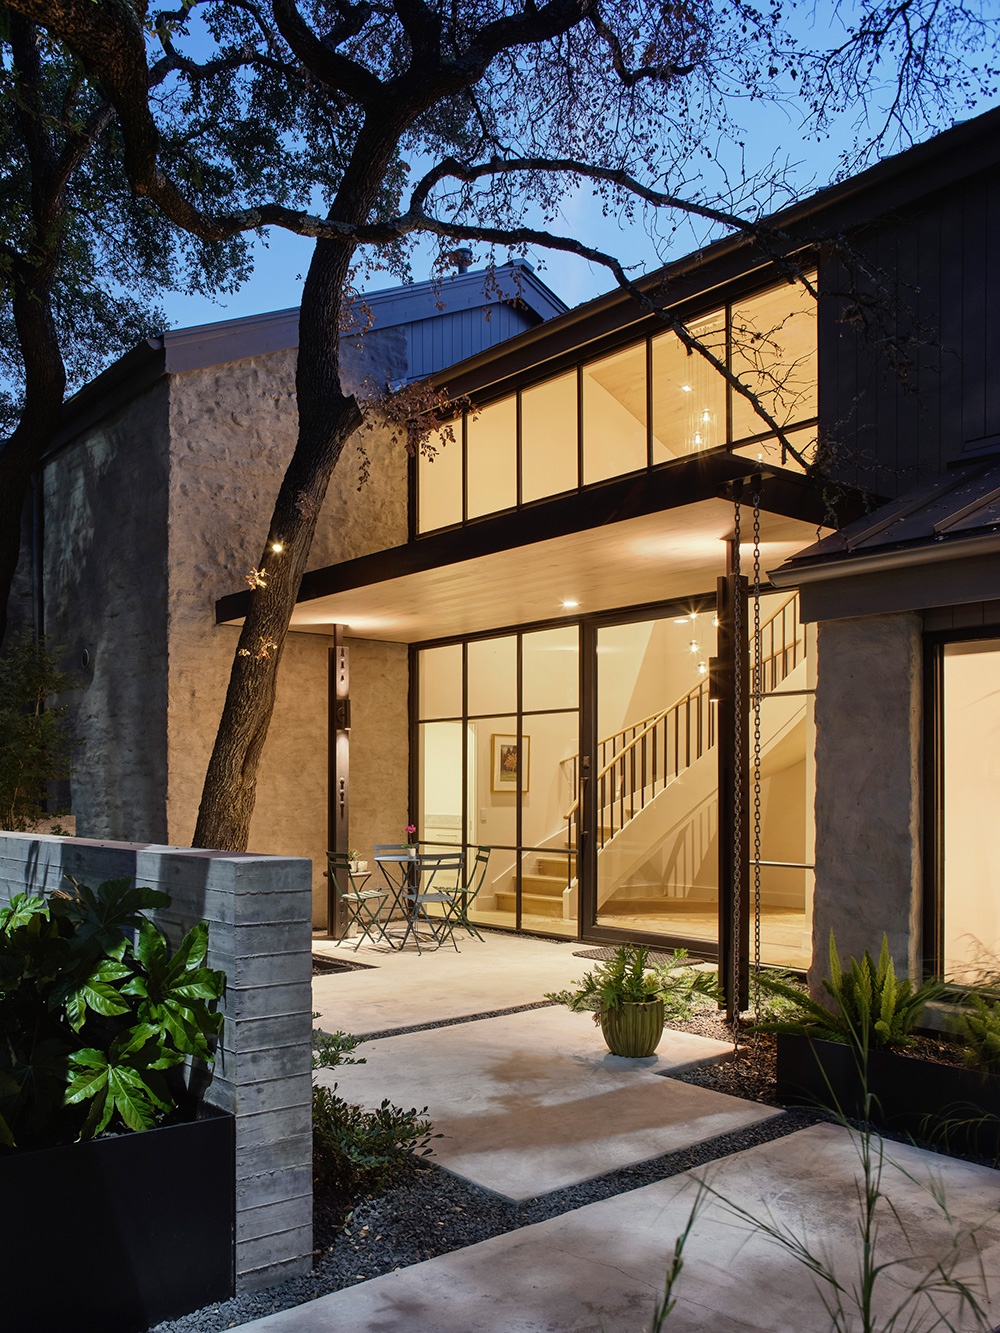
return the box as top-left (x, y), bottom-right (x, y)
top-left (561, 592), bottom-right (805, 831)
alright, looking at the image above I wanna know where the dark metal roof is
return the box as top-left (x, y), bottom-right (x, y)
top-left (772, 454), bottom-right (1000, 582)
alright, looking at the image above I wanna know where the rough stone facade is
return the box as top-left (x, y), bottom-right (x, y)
top-left (43, 380), bottom-right (171, 843)
top-left (163, 331), bottom-right (408, 920)
top-left (35, 325), bottom-right (411, 924)
top-left (811, 612), bottom-right (923, 987)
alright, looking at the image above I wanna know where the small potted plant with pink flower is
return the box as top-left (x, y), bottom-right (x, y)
top-left (405, 824), bottom-right (418, 857)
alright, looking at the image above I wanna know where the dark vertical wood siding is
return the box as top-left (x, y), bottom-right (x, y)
top-left (819, 167), bottom-right (999, 498)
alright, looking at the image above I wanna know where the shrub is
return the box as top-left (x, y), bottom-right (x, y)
top-left (755, 931), bottom-right (943, 1051)
top-left (311, 1025), bottom-right (437, 1199)
top-left (0, 878), bottom-right (224, 1149)
top-left (0, 635), bottom-right (80, 831)
top-left (958, 994), bottom-right (1000, 1078)
top-left (546, 943), bottom-right (720, 1024)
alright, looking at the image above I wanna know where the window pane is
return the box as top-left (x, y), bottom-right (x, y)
top-left (731, 277), bottom-right (817, 442)
top-left (651, 313), bottom-right (726, 461)
top-left (468, 635), bottom-right (517, 715)
top-left (418, 722), bottom-right (464, 847)
top-left (582, 343), bottom-right (647, 484)
top-left (943, 639), bottom-right (1000, 982)
top-left (731, 426), bottom-right (817, 475)
top-left (418, 644), bottom-right (462, 719)
top-left (467, 397), bottom-right (516, 519)
top-left (519, 710), bottom-right (578, 851)
top-left (521, 372), bottom-right (577, 502)
top-left (470, 717), bottom-right (518, 849)
top-left (417, 425), bottom-right (462, 533)
top-left (522, 626), bottom-right (579, 711)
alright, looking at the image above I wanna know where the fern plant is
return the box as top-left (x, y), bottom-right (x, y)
top-left (546, 944), bottom-right (720, 1024)
top-left (755, 932), bottom-right (943, 1051)
top-left (959, 995), bottom-right (1000, 1078)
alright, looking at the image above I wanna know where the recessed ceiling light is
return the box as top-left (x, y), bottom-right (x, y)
top-left (562, 599), bottom-right (579, 609)
top-left (681, 384), bottom-right (692, 392)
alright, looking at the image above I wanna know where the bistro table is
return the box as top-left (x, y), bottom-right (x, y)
top-left (372, 849), bottom-right (464, 951)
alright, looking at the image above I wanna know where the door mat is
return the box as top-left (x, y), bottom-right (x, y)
top-left (312, 954), bottom-right (378, 975)
top-left (572, 947), bottom-right (688, 966)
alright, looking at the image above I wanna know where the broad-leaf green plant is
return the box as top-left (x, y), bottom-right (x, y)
top-left (0, 878), bottom-right (224, 1148)
top-left (546, 944), bottom-right (721, 1025)
top-left (754, 931), bottom-right (943, 1051)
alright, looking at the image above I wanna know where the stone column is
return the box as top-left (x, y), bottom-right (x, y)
top-left (811, 612), bottom-right (922, 990)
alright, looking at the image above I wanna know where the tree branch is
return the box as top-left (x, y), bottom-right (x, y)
top-left (271, 0), bottom-right (382, 104)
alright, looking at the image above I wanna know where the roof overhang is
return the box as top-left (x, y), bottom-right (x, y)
top-left (770, 531), bottom-right (1000, 623)
top-left (219, 456), bottom-right (838, 643)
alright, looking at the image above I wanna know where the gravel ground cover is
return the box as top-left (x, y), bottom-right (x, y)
top-left (148, 1009), bottom-right (978, 1332)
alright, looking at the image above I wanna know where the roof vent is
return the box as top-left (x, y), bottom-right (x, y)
top-left (446, 247), bottom-right (474, 274)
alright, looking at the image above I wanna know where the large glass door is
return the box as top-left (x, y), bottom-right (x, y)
top-left (585, 608), bottom-right (719, 949)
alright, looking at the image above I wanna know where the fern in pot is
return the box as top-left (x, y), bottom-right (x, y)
top-left (547, 944), bottom-right (720, 1057)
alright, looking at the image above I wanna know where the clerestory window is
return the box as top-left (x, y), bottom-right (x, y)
top-left (417, 273), bottom-right (817, 535)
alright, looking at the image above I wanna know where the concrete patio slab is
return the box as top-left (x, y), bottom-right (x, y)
top-left (311, 930), bottom-right (591, 1035)
top-left (230, 1124), bottom-right (1000, 1332)
top-left (319, 1006), bottom-right (773, 1199)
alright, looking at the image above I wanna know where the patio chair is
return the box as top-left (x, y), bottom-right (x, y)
top-left (326, 852), bottom-right (391, 951)
top-left (450, 845), bottom-right (491, 942)
top-left (397, 851), bottom-right (465, 954)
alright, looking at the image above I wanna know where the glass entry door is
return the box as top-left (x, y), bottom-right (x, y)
top-left (586, 609), bottom-right (719, 949)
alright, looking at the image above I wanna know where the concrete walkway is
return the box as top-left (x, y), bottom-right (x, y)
top-left (273, 932), bottom-right (1000, 1331)
top-left (236, 1123), bottom-right (1000, 1331)
top-left (321, 1005), bottom-right (774, 1198)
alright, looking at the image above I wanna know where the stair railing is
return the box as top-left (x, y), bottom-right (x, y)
top-left (562, 592), bottom-right (805, 856)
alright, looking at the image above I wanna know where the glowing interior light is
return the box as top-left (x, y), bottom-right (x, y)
top-left (689, 612), bottom-right (697, 621)
top-left (561, 599), bottom-right (579, 609)
top-left (270, 541), bottom-right (284, 553)
top-left (688, 640), bottom-right (699, 653)
top-left (702, 411), bottom-right (711, 423)
top-left (673, 617), bottom-right (688, 624)
top-left (698, 661), bottom-right (708, 675)
top-left (713, 616), bottom-right (720, 628)
top-left (681, 384), bottom-right (692, 393)
top-left (693, 433), bottom-right (702, 446)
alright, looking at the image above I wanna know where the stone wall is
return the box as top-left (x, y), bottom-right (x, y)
top-left (811, 613), bottom-right (922, 988)
top-left (164, 333), bottom-right (409, 920)
top-left (0, 832), bottom-right (313, 1291)
top-left (42, 381), bottom-right (171, 843)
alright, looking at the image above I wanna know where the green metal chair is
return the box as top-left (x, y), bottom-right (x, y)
top-left (451, 845), bottom-right (491, 942)
top-left (326, 852), bottom-right (391, 951)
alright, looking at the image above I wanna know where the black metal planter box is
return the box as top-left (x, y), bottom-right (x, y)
top-left (2, 1101), bottom-right (235, 1333)
top-left (776, 1034), bottom-right (1000, 1157)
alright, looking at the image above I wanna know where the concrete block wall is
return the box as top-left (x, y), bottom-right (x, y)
top-left (0, 832), bottom-right (313, 1291)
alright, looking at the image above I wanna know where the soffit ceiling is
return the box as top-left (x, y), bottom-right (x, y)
top-left (280, 499), bottom-right (824, 643)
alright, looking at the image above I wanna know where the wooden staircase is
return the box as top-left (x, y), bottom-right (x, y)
top-left (495, 854), bottom-right (577, 919)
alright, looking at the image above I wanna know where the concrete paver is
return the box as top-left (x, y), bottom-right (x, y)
top-left (232, 1124), bottom-right (1000, 1332)
top-left (322, 1006), bottom-right (768, 1199)
top-left (311, 930), bottom-right (591, 1035)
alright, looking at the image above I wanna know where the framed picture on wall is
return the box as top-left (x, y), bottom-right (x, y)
top-left (491, 734), bottom-right (529, 793)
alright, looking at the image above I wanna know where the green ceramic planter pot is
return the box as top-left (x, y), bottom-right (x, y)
top-left (599, 998), bottom-right (665, 1056)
